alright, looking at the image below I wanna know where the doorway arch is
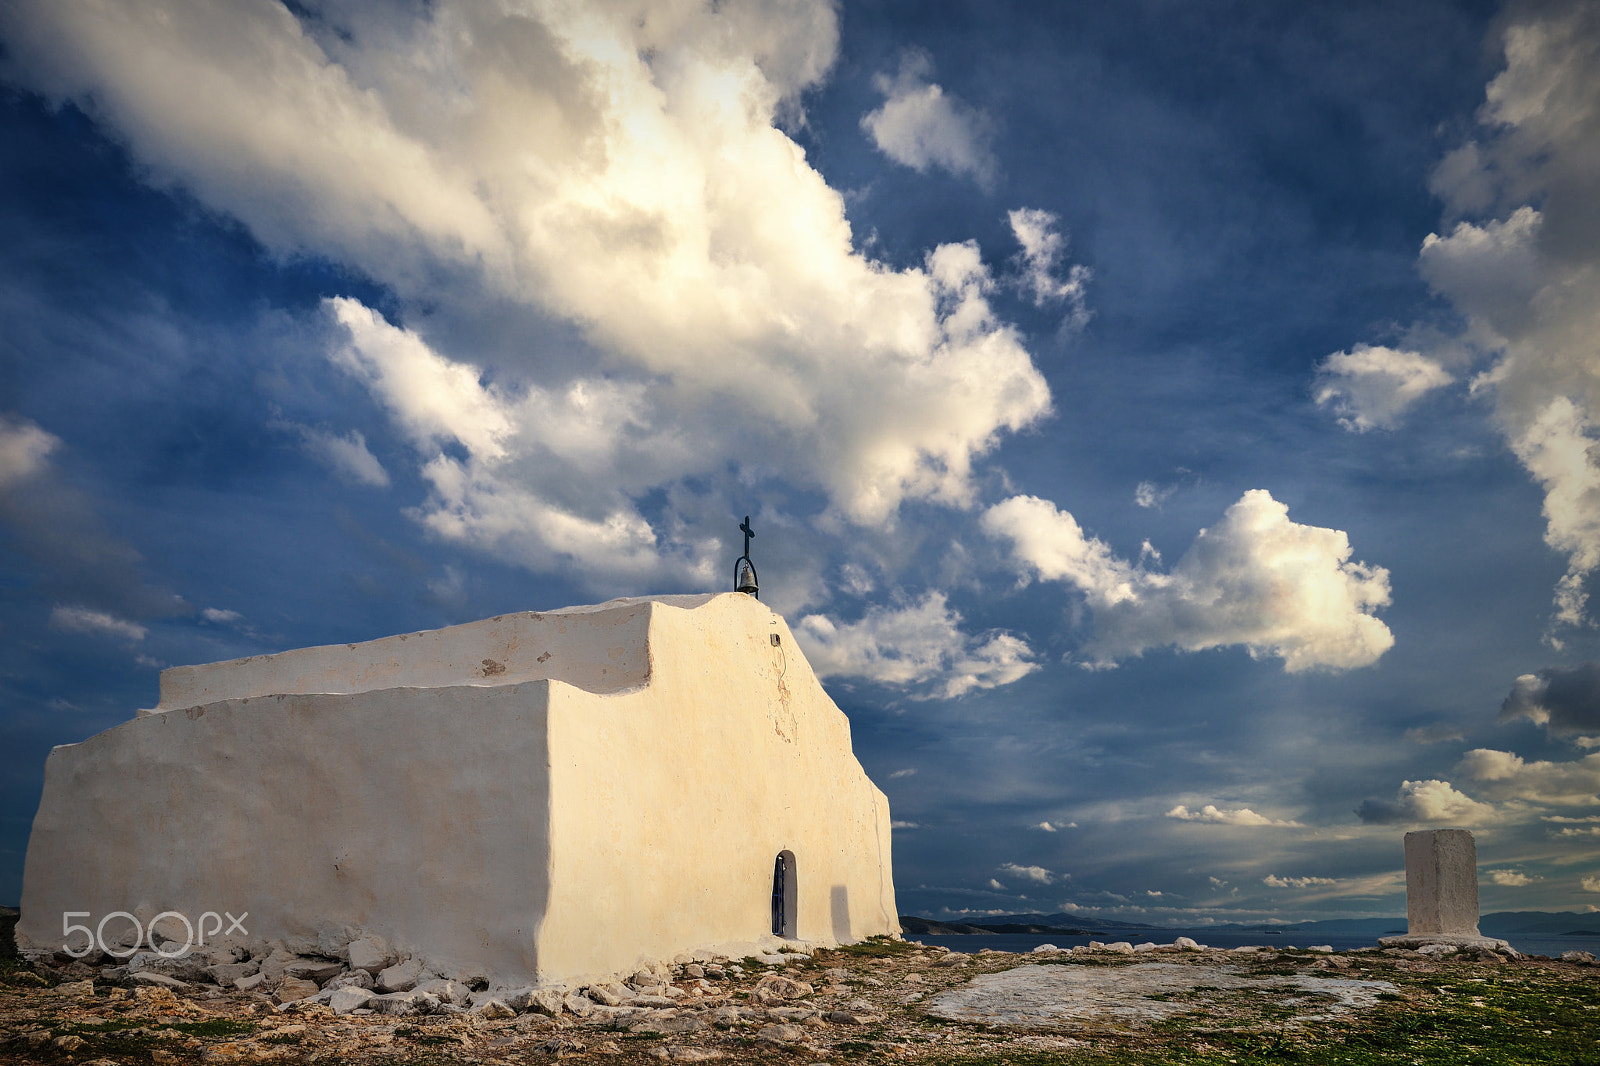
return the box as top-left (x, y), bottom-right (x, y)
top-left (771, 850), bottom-right (797, 938)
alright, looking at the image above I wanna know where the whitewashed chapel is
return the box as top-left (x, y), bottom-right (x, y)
top-left (19, 592), bottom-right (900, 987)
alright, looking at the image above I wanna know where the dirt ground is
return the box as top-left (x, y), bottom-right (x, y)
top-left (2, 937), bottom-right (1598, 1065)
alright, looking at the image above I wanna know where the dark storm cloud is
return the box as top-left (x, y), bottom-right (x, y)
top-left (0, 413), bottom-right (184, 621)
top-left (1502, 664), bottom-right (1600, 736)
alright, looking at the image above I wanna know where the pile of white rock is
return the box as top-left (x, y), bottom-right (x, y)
top-left (65, 924), bottom-right (819, 1023)
top-left (1026, 939), bottom-right (1337, 956)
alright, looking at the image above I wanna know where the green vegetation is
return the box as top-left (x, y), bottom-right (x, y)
top-left (836, 936), bottom-right (918, 958)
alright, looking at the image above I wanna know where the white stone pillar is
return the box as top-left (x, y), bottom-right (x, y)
top-left (1378, 827), bottom-right (1516, 954)
top-left (1404, 828), bottom-right (1479, 936)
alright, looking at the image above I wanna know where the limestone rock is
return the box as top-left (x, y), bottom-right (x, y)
top-left (749, 973), bottom-right (812, 1005)
top-left (329, 987), bottom-right (374, 1014)
top-left (129, 951), bottom-right (212, 984)
top-left (131, 971), bottom-right (189, 991)
top-left (473, 998), bottom-right (516, 1019)
top-left (587, 984), bottom-right (624, 1006)
top-left (1560, 950), bottom-right (1597, 965)
top-left (755, 1023), bottom-right (805, 1045)
top-left (414, 977), bottom-right (471, 1005)
top-left (376, 958), bottom-right (424, 993)
top-left (369, 989), bottom-right (442, 1016)
top-left (345, 935), bottom-right (393, 976)
top-left (829, 1009), bottom-right (883, 1024)
top-left (206, 961), bottom-right (260, 987)
top-left (508, 987), bottom-right (568, 1016)
top-left (563, 992), bottom-right (594, 1017)
top-left (55, 978), bottom-right (96, 997)
top-left (283, 959), bottom-right (345, 984)
top-left (1172, 937), bottom-right (1202, 951)
top-left (274, 977), bottom-right (320, 1003)
top-left (326, 969), bottom-right (374, 990)
top-left (631, 994), bottom-right (677, 1008)
top-left (934, 952), bottom-right (970, 966)
top-left (1103, 942), bottom-right (1135, 955)
top-left (649, 1048), bottom-right (724, 1062)
top-left (234, 972), bottom-right (265, 992)
top-left (1031, 944), bottom-right (1062, 954)
top-left (630, 1012), bottom-right (706, 1034)
top-left (256, 947), bottom-right (300, 984)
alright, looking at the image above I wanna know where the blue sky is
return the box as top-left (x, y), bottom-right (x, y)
top-left (3, 0), bottom-right (1600, 924)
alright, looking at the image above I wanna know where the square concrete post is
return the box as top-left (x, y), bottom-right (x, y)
top-left (1404, 828), bottom-right (1479, 937)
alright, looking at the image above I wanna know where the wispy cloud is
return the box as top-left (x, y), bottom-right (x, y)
top-left (1262, 875), bottom-right (1338, 888)
top-left (50, 605), bottom-right (147, 642)
top-left (1007, 208), bottom-right (1090, 329)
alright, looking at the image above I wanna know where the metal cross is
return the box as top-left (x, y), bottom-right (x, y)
top-left (740, 515), bottom-right (755, 559)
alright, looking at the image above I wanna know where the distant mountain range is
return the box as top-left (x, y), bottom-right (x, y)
top-left (900, 911), bottom-right (1600, 939)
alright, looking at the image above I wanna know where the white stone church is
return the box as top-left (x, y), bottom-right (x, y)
top-left (18, 593), bottom-right (900, 987)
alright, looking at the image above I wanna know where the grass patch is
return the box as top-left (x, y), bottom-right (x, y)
top-left (836, 937), bottom-right (916, 958)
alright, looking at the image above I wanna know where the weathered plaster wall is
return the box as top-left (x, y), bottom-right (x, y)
top-left (539, 595), bottom-right (897, 984)
top-left (21, 682), bottom-right (552, 979)
top-left (19, 593), bottom-right (897, 987)
top-left (149, 595), bottom-right (703, 712)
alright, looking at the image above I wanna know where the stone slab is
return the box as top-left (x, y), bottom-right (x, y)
top-left (926, 963), bottom-right (1398, 1032)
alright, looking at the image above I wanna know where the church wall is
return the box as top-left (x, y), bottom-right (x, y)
top-left (536, 594), bottom-right (898, 986)
top-left (18, 682), bottom-right (553, 981)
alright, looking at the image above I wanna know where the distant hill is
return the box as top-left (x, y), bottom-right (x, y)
top-left (901, 910), bottom-right (1600, 939)
top-left (898, 916), bottom-right (1094, 936)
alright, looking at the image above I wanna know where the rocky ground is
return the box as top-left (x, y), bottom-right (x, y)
top-left (1, 935), bottom-right (1598, 1065)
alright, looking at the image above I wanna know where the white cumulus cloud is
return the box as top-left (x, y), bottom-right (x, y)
top-left (1355, 778), bottom-right (1499, 825)
top-left (997, 863), bottom-right (1055, 885)
top-left (982, 489), bottom-right (1393, 672)
top-left (861, 50), bottom-right (996, 187)
top-left (0, 0), bottom-right (1054, 608)
top-left (1456, 747), bottom-right (1600, 807)
top-left (795, 591), bottom-right (1038, 698)
top-left (1361, 2), bottom-right (1600, 632)
top-left (1582, 876), bottom-right (1600, 892)
top-left (1166, 804), bottom-right (1303, 827)
top-left (1486, 869), bottom-right (1539, 887)
top-left (1314, 344), bottom-right (1453, 432)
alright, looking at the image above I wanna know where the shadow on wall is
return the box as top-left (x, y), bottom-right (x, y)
top-left (831, 884), bottom-right (850, 943)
